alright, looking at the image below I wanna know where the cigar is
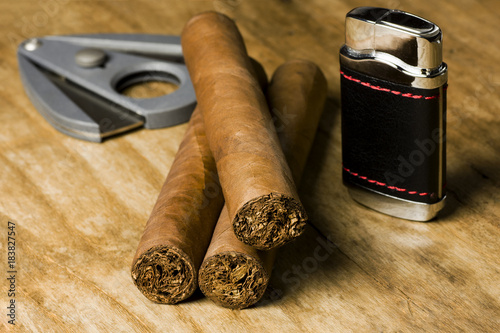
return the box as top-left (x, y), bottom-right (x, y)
top-left (131, 107), bottom-right (223, 304)
top-left (130, 58), bottom-right (268, 304)
top-left (198, 60), bottom-right (328, 309)
top-left (181, 12), bottom-right (308, 250)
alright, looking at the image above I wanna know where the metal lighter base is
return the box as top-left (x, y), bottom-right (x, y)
top-left (346, 182), bottom-right (445, 222)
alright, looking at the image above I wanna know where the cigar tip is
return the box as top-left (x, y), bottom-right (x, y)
top-left (271, 59), bottom-right (327, 89)
top-left (233, 193), bottom-right (308, 250)
top-left (131, 245), bottom-right (196, 304)
top-left (183, 11), bottom-right (233, 31)
top-left (199, 252), bottom-right (269, 309)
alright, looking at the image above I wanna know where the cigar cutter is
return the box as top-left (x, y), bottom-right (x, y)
top-left (340, 7), bottom-right (447, 221)
top-left (17, 34), bottom-right (196, 142)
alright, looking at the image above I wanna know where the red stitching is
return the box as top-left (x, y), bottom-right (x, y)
top-left (343, 167), bottom-right (431, 197)
top-left (340, 71), bottom-right (441, 100)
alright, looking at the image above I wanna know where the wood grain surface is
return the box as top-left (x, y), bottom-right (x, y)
top-left (1, 0), bottom-right (499, 332)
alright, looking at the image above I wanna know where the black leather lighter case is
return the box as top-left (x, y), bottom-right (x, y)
top-left (340, 7), bottom-right (447, 221)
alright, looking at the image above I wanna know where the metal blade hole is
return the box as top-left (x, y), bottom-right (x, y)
top-left (116, 71), bottom-right (180, 99)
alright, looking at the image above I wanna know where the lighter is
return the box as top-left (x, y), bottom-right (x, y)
top-left (340, 7), bottom-right (447, 221)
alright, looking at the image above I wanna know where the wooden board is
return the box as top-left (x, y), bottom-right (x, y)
top-left (1, 0), bottom-right (499, 332)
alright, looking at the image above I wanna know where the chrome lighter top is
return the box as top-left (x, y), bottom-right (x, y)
top-left (340, 7), bottom-right (447, 88)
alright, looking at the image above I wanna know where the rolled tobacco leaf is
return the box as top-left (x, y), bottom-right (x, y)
top-left (198, 59), bottom-right (328, 309)
top-left (131, 107), bottom-right (224, 304)
top-left (181, 11), bottom-right (307, 250)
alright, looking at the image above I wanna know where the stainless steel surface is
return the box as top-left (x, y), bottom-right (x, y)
top-left (347, 183), bottom-right (446, 222)
top-left (339, 7), bottom-right (447, 89)
top-left (24, 38), bottom-right (42, 51)
top-left (45, 34), bottom-right (183, 60)
top-left (17, 34), bottom-right (196, 142)
top-left (18, 54), bottom-right (144, 142)
top-left (75, 48), bottom-right (108, 68)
